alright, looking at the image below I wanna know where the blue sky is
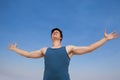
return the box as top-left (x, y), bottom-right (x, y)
top-left (0, 0), bottom-right (120, 80)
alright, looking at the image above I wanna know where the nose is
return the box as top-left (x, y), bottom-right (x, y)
top-left (54, 30), bottom-right (59, 33)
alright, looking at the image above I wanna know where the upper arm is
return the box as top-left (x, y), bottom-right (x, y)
top-left (28, 48), bottom-right (46, 58)
top-left (69, 45), bottom-right (91, 55)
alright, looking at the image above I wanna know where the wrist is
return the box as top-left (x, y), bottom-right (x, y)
top-left (11, 47), bottom-right (17, 51)
top-left (103, 37), bottom-right (109, 41)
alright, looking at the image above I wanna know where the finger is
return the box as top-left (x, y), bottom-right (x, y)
top-left (8, 44), bottom-right (12, 47)
top-left (104, 29), bottom-right (107, 33)
top-left (8, 44), bottom-right (12, 49)
top-left (15, 43), bottom-right (17, 46)
top-left (114, 34), bottom-right (119, 38)
top-left (111, 31), bottom-right (116, 34)
top-left (104, 29), bottom-right (108, 37)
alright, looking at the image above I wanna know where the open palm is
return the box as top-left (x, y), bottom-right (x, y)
top-left (104, 30), bottom-right (119, 40)
top-left (8, 43), bottom-right (17, 50)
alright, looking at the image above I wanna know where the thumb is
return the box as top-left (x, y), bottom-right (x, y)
top-left (104, 28), bottom-right (107, 34)
top-left (15, 42), bottom-right (17, 46)
top-left (104, 28), bottom-right (107, 36)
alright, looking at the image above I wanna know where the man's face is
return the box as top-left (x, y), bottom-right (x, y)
top-left (51, 30), bottom-right (62, 41)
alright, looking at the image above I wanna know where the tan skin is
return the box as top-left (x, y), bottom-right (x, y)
top-left (8, 30), bottom-right (119, 59)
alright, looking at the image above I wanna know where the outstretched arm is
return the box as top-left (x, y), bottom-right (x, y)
top-left (8, 43), bottom-right (44, 58)
top-left (70, 30), bottom-right (119, 55)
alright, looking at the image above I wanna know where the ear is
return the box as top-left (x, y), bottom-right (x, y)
top-left (60, 36), bottom-right (62, 39)
top-left (60, 37), bottom-right (62, 41)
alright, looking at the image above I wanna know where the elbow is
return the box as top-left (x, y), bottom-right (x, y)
top-left (24, 53), bottom-right (32, 58)
top-left (87, 50), bottom-right (94, 53)
top-left (86, 47), bottom-right (95, 53)
top-left (25, 56), bottom-right (31, 58)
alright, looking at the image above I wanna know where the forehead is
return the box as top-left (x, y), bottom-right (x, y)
top-left (52, 30), bottom-right (60, 33)
top-left (53, 30), bottom-right (60, 32)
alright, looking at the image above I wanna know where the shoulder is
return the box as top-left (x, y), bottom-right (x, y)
top-left (66, 45), bottom-right (75, 50)
top-left (66, 45), bottom-right (80, 53)
top-left (65, 45), bottom-right (75, 53)
top-left (41, 47), bottom-right (48, 55)
top-left (65, 45), bottom-right (76, 58)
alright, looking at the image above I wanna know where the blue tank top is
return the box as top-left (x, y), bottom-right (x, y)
top-left (43, 47), bottom-right (70, 80)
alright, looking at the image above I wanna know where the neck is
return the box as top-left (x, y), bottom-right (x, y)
top-left (52, 40), bottom-right (61, 48)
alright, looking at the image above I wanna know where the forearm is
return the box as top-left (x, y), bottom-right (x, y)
top-left (88, 37), bottom-right (108, 52)
top-left (72, 30), bottom-right (118, 55)
top-left (11, 48), bottom-right (30, 57)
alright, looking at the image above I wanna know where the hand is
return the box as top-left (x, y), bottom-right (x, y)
top-left (8, 43), bottom-right (17, 51)
top-left (104, 29), bottom-right (119, 41)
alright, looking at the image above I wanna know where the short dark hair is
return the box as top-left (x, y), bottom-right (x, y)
top-left (51, 28), bottom-right (63, 41)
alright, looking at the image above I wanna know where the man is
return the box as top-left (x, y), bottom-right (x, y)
top-left (9, 28), bottom-right (119, 80)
